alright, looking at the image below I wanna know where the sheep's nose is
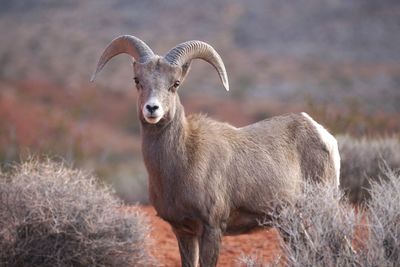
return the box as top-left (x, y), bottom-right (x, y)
top-left (146, 104), bottom-right (159, 114)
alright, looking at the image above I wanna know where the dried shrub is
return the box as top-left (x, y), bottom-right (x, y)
top-left (363, 169), bottom-right (400, 266)
top-left (338, 135), bottom-right (400, 204)
top-left (237, 253), bottom-right (282, 267)
top-left (0, 160), bottom-right (155, 267)
top-left (239, 182), bottom-right (360, 267)
top-left (270, 183), bottom-right (359, 267)
top-left (240, 171), bottom-right (400, 267)
top-left (237, 254), bottom-right (267, 267)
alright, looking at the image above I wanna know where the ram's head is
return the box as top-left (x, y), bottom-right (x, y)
top-left (91, 35), bottom-right (229, 125)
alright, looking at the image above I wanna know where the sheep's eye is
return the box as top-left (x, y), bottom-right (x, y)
top-left (173, 80), bottom-right (180, 88)
top-left (133, 77), bottom-right (139, 85)
top-left (169, 80), bottom-right (180, 92)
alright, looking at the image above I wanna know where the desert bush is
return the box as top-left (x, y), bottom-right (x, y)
top-left (240, 171), bottom-right (400, 267)
top-left (362, 169), bottom-right (400, 266)
top-left (0, 160), bottom-right (155, 267)
top-left (338, 135), bottom-right (400, 204)
top-left (239, 182), bottom-right (360, 267)
top-left (272, 183), bottom-right (359, 266)
top-left (237, 254), bottom-right (266, 267)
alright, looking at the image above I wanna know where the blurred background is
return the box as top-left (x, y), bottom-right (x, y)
top-left (0, 0), bottom-right (399, 203)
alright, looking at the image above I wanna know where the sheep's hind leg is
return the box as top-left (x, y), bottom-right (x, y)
top-left (199, 225), bottom-right (222, 267)
top-left (173, 229), bottom-right (199, 267)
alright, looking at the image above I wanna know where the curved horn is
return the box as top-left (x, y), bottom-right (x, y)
top-left (164, 41), bottom-right (229, 91)
top-left (91, 35), bottom-right (154, 82)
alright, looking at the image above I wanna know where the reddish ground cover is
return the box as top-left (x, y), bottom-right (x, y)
top-left (140, 206), bottom-right (283, 266)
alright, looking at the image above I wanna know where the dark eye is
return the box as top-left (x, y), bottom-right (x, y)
top-left (169, 80), bottom-right (180, 92)
top-left (173, 80), bottom-right (180, 88)
top-left (133, 77), bottom-right (139, 85)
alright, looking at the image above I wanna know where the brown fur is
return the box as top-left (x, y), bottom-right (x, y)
top-left (133, 58), bottom-right (337, 266)
top-left (96, 52), bottom-right (337, 266)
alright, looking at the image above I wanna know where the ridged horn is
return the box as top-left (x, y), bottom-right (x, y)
top-left (90, 35), bottom-right (154, 82)
top-left (164, 41), bottom-right (229, 91)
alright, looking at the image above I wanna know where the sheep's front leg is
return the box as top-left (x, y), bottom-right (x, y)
top-left (173, 229), bottom-right (199, 267)
top-left (199, 225), bottom-right (222, 267)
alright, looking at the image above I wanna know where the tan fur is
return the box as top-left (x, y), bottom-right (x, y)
top-left (135, 58), bottom-right (338, 266)
top-left (94, 46), bottom-right (339, 267)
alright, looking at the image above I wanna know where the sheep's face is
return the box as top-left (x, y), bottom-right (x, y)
top-left (133, 57), bottom-right (189, 125)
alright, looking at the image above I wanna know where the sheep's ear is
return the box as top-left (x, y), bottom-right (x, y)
top-left (181, 60), bottom-right (192, 82)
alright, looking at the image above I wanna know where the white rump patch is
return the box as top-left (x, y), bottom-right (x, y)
top-left (301, 112), bottom-right (341, 186)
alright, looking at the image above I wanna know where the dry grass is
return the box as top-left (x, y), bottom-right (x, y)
top-left (338, 135), bottom-right (400, 204)
top-left (362, 169), bottom-right (400, 266)
top-left (267, 182), bottom-right (358, 267)
top-left (0, 160), bottom-right (156, 267)
top-left (240, 170), bottom-right (400, 267)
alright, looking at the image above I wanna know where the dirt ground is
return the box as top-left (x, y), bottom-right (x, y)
top-left (140, 206), bottom-right (283, 266)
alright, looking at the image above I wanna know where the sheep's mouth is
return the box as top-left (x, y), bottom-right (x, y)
top-left (142, 107), bottom-right (164, 124)
top-left (144, 115), bottom-right (163, 124)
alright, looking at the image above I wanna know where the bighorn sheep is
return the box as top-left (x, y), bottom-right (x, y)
top-left (91, 35), bottom-right (340, 267)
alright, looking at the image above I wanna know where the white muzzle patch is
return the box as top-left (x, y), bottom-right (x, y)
top-left (142, 97), bottom-right (164, 124)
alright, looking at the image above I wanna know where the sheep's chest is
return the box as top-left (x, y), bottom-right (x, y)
top-left (149, 174), bottom-right (201, 214)
top-left (151, 194), bottom-right (203, 235)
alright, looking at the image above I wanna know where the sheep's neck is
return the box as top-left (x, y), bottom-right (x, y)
top-left (141, 100), bottom-right (188, 181)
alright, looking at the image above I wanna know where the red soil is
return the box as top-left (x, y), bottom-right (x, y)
top-left (139, 206), bottom-right (283, 266)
